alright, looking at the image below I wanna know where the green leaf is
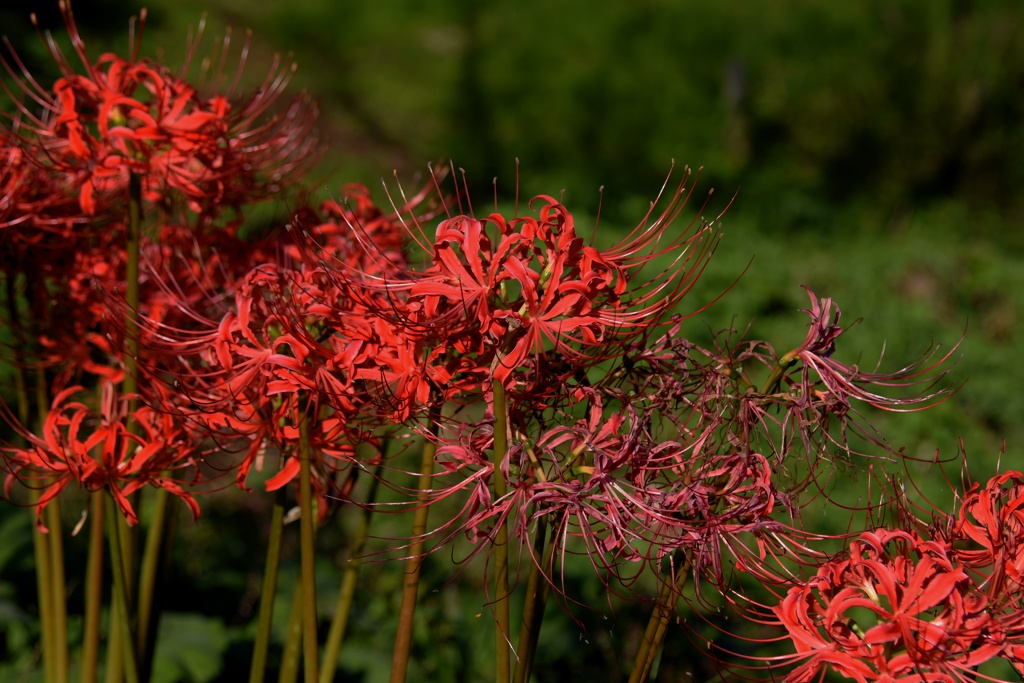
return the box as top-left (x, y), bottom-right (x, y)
top-left (151, 613), bottom-right (228, 683)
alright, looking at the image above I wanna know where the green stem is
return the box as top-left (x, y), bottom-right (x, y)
top-left (33, 358), bottom-right (65, 682)
top-left (491, 380), bottom-right (511, 683)
top-left (124, 171), bottom-right (142, 402)
top-left (116, 514), bottom-right (137, 623)
top-left (47, 498), bottom-right (68, 683)
top-left (250, 489), bottom-right (288, 683)
top-left (278, 577), bottom-right (304, 683)
top-left (106, 494), bottom-right (139, 683)
top-left (319, 462), bottom-right (383, 682)
top-left (511, 519), bottom-right (553, 683)
top-left (298, 415), bottom-right (319, 683)
top-left (9, 273), bottom-right (66, 683)
top-left (759, 352), bottom-right (797, 395)
top-left (389, 403), bottom-right (443, 683)
top-left (104, 593), bottom-right (124, 683)
top-left (111, 171), bottom-right (144, 681)
top-left (126, 168), bottom-right (170, 680)
top-left (136, 488), bottom-right (173, 682)
top-left (30, 487), bottom-right (55, 683)
top-left (628, 555), bottom-right (691, 683)
top-left (3, 273), bottom-right (30, 430)
top-left (81, 490), bottom-right (105, 683)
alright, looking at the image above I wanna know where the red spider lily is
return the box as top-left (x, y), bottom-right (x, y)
top-left (34, 240), bottom-right (128, 387)
top-left (348, 166), bottom-right (719, 400)
top-left (0, 132), bottom-right (84, 244)
top-left (636, 287), bottom-right (957, 475)
top-left (1, 2), bottom-right (318, 220)
top-left (7, 216), bottom-right (266, 409)
top-left (1, 381), bottom-right (201, 529)
top-left (167, 264), bottom-right (329, 485)
top-left (153, 252), bottom-right (404, 515)
top-left (489, 200), bottom-right (636, 383)
top-left (504, 285), bottom-right (962, 621)
top-left (16, 219), bottom-right (250, 400)
top-left (950, 470), bottom-right (1024, 604)
top-left (784, 287), bottom-right (958, 415)
top-left (773, 528), bottom-right (1023, 682)
top-left (286, 184), bottom-right (414, 276)
top-left (238, 184), bottom-right (480, 421)
top-left (0, 1), bottom-right (323, 454)
top-left (408, 383), bottom-right (799, 615)
top-left (0, 135), bottom-right (30, 233)
top-left (360, 393), bottom-right (656, 593)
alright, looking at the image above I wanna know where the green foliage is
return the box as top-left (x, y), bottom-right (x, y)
top-left (0, 512), bottom-right (39, 682)
top-left (150, 614), bottom-right (229, 683)
top-left (80, 0), bottom-right (1022, 223)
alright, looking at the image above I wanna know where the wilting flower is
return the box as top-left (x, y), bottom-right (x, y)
top-left (785, 287), bottom-right (957, 414)
top-left (635, 286), bottom-right (958, 478)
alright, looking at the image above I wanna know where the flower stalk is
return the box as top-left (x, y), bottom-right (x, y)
top-left (106, 494), bottom-right (139, 683)
top-left (3, 276), bottom-right (66, 680)
top-left (250, 488), bottom-right (288, 683)
top-left (511, 519), bottom-right (552, 683)
top-left (30, 486), bottom-right (56, 683)
top-left (81, 490), bottom-right (105, 683)
top-left (298, 411), bottom-right (319, 683)
top-left (492, 379), bottom-right (512, 683)
top-left (389, 402), bottom-right (443, 683)
top-left (279, 577), bottom-right (305, 683)
top-left (319, 462), bottom-right (383, 682)
top-left (46, 500), bottom-right (69, 683)
top-left (136, 491), bottom-right (176, 683)
top-left (628, 554), bottom-right (691, 683)
top-left (124, 172), bottom-right (142, 403)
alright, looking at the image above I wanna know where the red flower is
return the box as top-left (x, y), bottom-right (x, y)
top-left (2, 2), bottom-right (318, 220)
top-left (952, 470), bottom-right (1024, 593)
top-left (787, 287), bottom-right (957, 414)
top-left (773, 529), bottom-right (1018, 682)
top-left (365, 167), bottom-right (719, 397)
top-left (2, 381), bottom-right (201, 529)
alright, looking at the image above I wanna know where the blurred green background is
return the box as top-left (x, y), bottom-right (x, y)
top-left (3, 0), bottom-right (1023, 680)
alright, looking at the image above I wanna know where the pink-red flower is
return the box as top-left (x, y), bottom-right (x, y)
top-left (786, 287), bottom-right (957, 415)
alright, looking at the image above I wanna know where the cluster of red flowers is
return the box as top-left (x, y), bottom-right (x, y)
top-left (2, 4), bottom-right (1007, 682)
top-left (772, 472), bottom-right (1024, 681)
top-left (155, 188), bottom-right (424, 515)
top-left (0, 2), bottom-right (319, 528)
top-left (2, 382), bottom-right (200, 525)
top-left (2, 2), bottom-right (316, 219)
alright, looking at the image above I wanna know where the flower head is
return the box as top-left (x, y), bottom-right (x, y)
top-left (773, 526), bottom-right (1024, 682)
top-left (2, 381), bottom-right (201, 528)
top-left (952, 470), bottom-right (1024, 595)
top-left (1, 1), bottom-right (318, 221)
